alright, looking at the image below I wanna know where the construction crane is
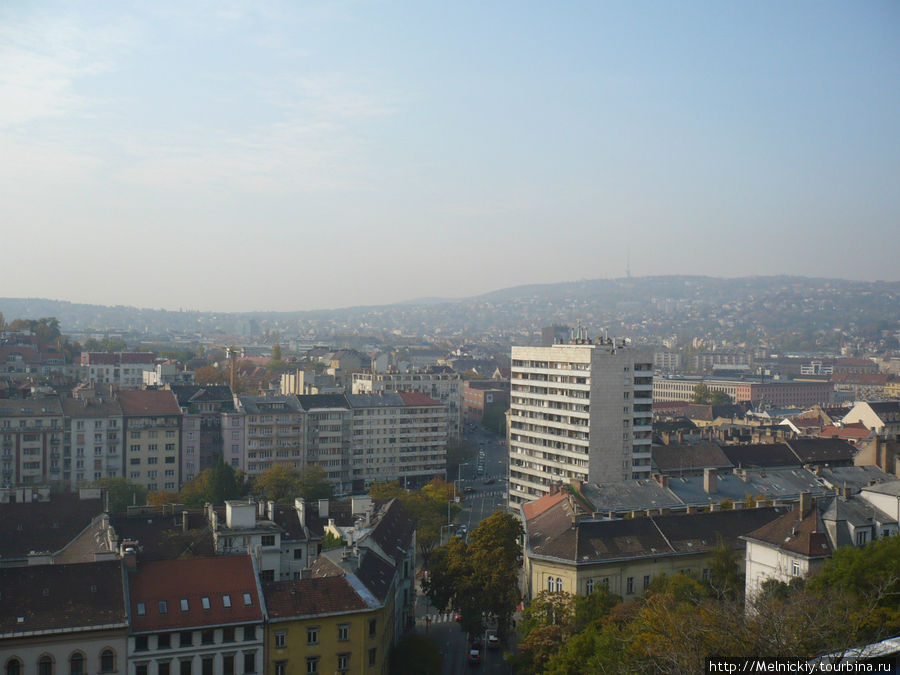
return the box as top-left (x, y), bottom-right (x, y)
top-left (209, 345), bottom-right (245, 392)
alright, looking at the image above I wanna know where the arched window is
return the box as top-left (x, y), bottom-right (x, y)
top-left (6, 659), bottom-right (22, 675)
top-left (69, 653), bottom-right (84, 675)
top-left (39, 655), bottom-right (54, 675)
top-left (547, 576), bottom-right (553, 592)
top-left (556, 577), bottom-right (563, 592)
top-left (586, 579), bottom-right (594, 595)
top-left (100, 650), bottom-right (114, 673)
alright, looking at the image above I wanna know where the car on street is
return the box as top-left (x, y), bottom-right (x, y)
top-left (487, 634), bottom-right (500, 649)
top-left (468, 649), bottom-right (481, 666)
top-left (464, 486), bottom-right (475, 494)
top-left (455, 611), bottom-right (463, 622)
top-left (483, 478), bottom-right (495, 485)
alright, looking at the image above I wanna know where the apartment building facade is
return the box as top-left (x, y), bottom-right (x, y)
top-left (61, 396), bottom-right (124, 488)
top-left (80, 352), bottom-right (157, 388)
top-left (119, 390), bottom-right (182, 493)
top-left (0, 397), bottom-right (65, 488)
top-left (508, 338), bottom-right (653, 505)
top-left (352, 370), bottom-right (462, 441)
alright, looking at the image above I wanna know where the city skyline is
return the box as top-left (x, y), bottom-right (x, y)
top-left (2, 2), bottom-right (898, 312)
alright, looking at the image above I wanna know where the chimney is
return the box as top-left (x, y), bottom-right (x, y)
top-left (710, 502), bottom-right (719, 512)
top-left (267, 500), bottom-right (275, 522)
top-left (257, 500), bottom-right (265, 518)
top-left (123, 550), bottom-right (137, 569)
top-left (318, 499), bottom-right (329, 518)
top-left (756, 499), bottom-right (767, 508)
top-left (704, 468), bottom-right (717, 494)
top-left (677, 431), bottom-right (684, 444)
top-left (685, 505), bottom-right (694, 514)
top-left (182, 511), bottom-right (189, 533)
top-left (295, 498), bottom-right (306, 528)
top-left (659, 475), bottom-right (669, 489)
top-left (300, 568), bottom-right (312, 579)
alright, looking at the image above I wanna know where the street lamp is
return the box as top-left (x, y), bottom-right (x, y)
top-left (440, 524), bottom-right (454, 546)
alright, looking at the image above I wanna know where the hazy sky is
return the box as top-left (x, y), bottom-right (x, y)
top-left (2, 2), bottom-right (898, 312)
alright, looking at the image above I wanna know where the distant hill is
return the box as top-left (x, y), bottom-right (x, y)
top-left (1, 275), bottom-right (898, 344)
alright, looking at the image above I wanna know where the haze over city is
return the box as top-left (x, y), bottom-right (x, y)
top-left (2, 1), bottom-right (898, 312)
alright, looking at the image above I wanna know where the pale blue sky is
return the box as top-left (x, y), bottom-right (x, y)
top-left (1, 1), bottom-right (898, 312)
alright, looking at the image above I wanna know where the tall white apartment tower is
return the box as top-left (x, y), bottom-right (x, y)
top-left (508, 336), bottom-right (653, 505)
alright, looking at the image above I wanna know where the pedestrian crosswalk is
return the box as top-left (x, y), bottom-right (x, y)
top-left (418, 612), bottom-right (458, 625)
top-left (469, 490), bottom-right (506, 499)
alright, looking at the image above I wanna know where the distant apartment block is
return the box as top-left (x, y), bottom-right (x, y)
top-left (352, 369), bottom-right (462, 440)
top-left (80, 352), bottom-right (156, 388)
top-left (508, 337), bottom-right (653, 505)
top-left (0, 397), bottom-right (64, 488)
top-left (61, 395), bottom-right (124, 488)
top-left (463, 379), bottom-right (510, 424)
top-left (170, 385), bottom-right (239, 484)
top-left (653, 376), bottom-right (834, 408)
top-left (653, 349), bottom-right (681, 372)
top-left (239, 395), bottom-right (306, 477)
top-left (119, 390), bottom-right (182, 493)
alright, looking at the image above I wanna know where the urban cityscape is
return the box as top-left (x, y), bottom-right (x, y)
top-left (2, 2), bottom-right (899, 674)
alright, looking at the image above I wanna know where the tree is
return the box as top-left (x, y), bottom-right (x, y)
top-left (515, 591), bottom-right (577, 674)
top-left (272, 343), bottom-right (281, 360)
top-left (424, 510), bottom-right (523, 639)
top-left (296, 464), bottom-right (332, 501)
top-left (91, 477), bottom-right (148, 513)
top-left (255, 464), bottom-right (332, 503)
top-left (194, 365), bottom-right (225, 385)
top-left (388, 634), bottom-right (441, 675)
top-left (322, 531), bottom-right (343, 551)
top-left (255, 465), bottom-right (303, 502)
top-left (691, 383), bottom-right (712, 404)
top-left (147, 491), bottom-right (181, 507)
top-left (180, 458), bottom-right (247, 507)
top-left (707, 535), bottom-right (743, 602)
top-left (710, 391), bottom-right (732, 406)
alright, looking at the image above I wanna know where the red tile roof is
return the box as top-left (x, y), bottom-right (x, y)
top-left (398, 391), bottom-right (441, 406)
top-left (128, 556), bottom-right (262, 632)
top-left (117, 389), bottom-right (181, 416)
top-left (264, 576), bottom-right (368, 619)
top-left (522, 490), bottom-right (568, 521)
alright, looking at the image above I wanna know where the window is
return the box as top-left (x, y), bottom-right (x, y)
top-left (260, 569), bottom-right (274, 582)
top-left (100, 650), bottom-right (114, 672)
top-left (586, 579), bottom-right (594, 595)
top-left (69, 653), bottom-right (84, 675)
top-left (338, 623), bottom-right (349, 641)
top-left (158, 600), bottom-right (168, 614)
top-left (243, 593), bottom-right (252, 606)
top-left (135, 636), bottom-right (148, 652)
top-left (222, 627), bottom-right (235, 643)
top-left (158, 633), bottom-right (171, 649)
top-left (243, 625), bottom-right (256, 641)
top-left (135, 667), bottom-right (147, 675)
top-left (137, 602), bottom-right (146, 616)
top-left (261, 535), bottom-right (275, 546)
top-left (223, 594), bottom-right (232, 608)
top-left (626, 577), bottom-right (634, 595)
top-left (6, 660), bottom-right (22, 675)
top-left (306, 657), bottom-right (319, 674)
top-left (201, 630), bottom-right (214, 645)
top-left (202, 658), bottom-right (213, 675)
top-left (223, 656), bottom-right (234, 675)
top-left (294, 548), bottom-right (303, 560)
top-left (243, 653), bottom-right (255, 674)
top-left (158, 664), bottom-right (170, 675)
top-left (179, 631), bottom-right (192, 648)
top-left (547, 577), bottom-right (553, 592)
top-left (307, 627), bottom-right (319, 645)
top-left (856, 530), bottom-right (868, 546)
top-left (275, 663), bottom-right (286, 675)
top-left (368, 648), bottom-right (377, 667)
top-left (179, 661), bottom-right (191, 675)
top-left (275, 631), bottom-right (286, 648)
top-left (180, 599), bottom-right (189, 612)
top-left (337, 654), bottom-right (350, 672)
top-left (643, 575), bottom-right (651, 590)
top-left (555, 577), bottom-right (563, 592)
top-left (201, 597), bottom-right (210, 610)
top-left (791, 561), bottom-right (801, 577)
top-left (368, 619), bottom-right (377, 638)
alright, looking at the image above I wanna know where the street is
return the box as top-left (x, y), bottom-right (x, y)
top-left (413, 423), bottom-right (515, 674)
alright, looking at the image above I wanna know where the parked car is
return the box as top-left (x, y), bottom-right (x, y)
top-left (468, 649), bottom-right (481, 666)
top-left (464, 486), bottom-right (476, 494)
top-left (487, 634), bottom-right (500, 649)
top-left (483, 478), bottom-right (496, 485)
top-left (455, 611), bottom-right (463, 622)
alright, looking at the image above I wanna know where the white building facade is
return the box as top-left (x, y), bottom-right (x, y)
top-left (508, 338), bottom-right (653, 505)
